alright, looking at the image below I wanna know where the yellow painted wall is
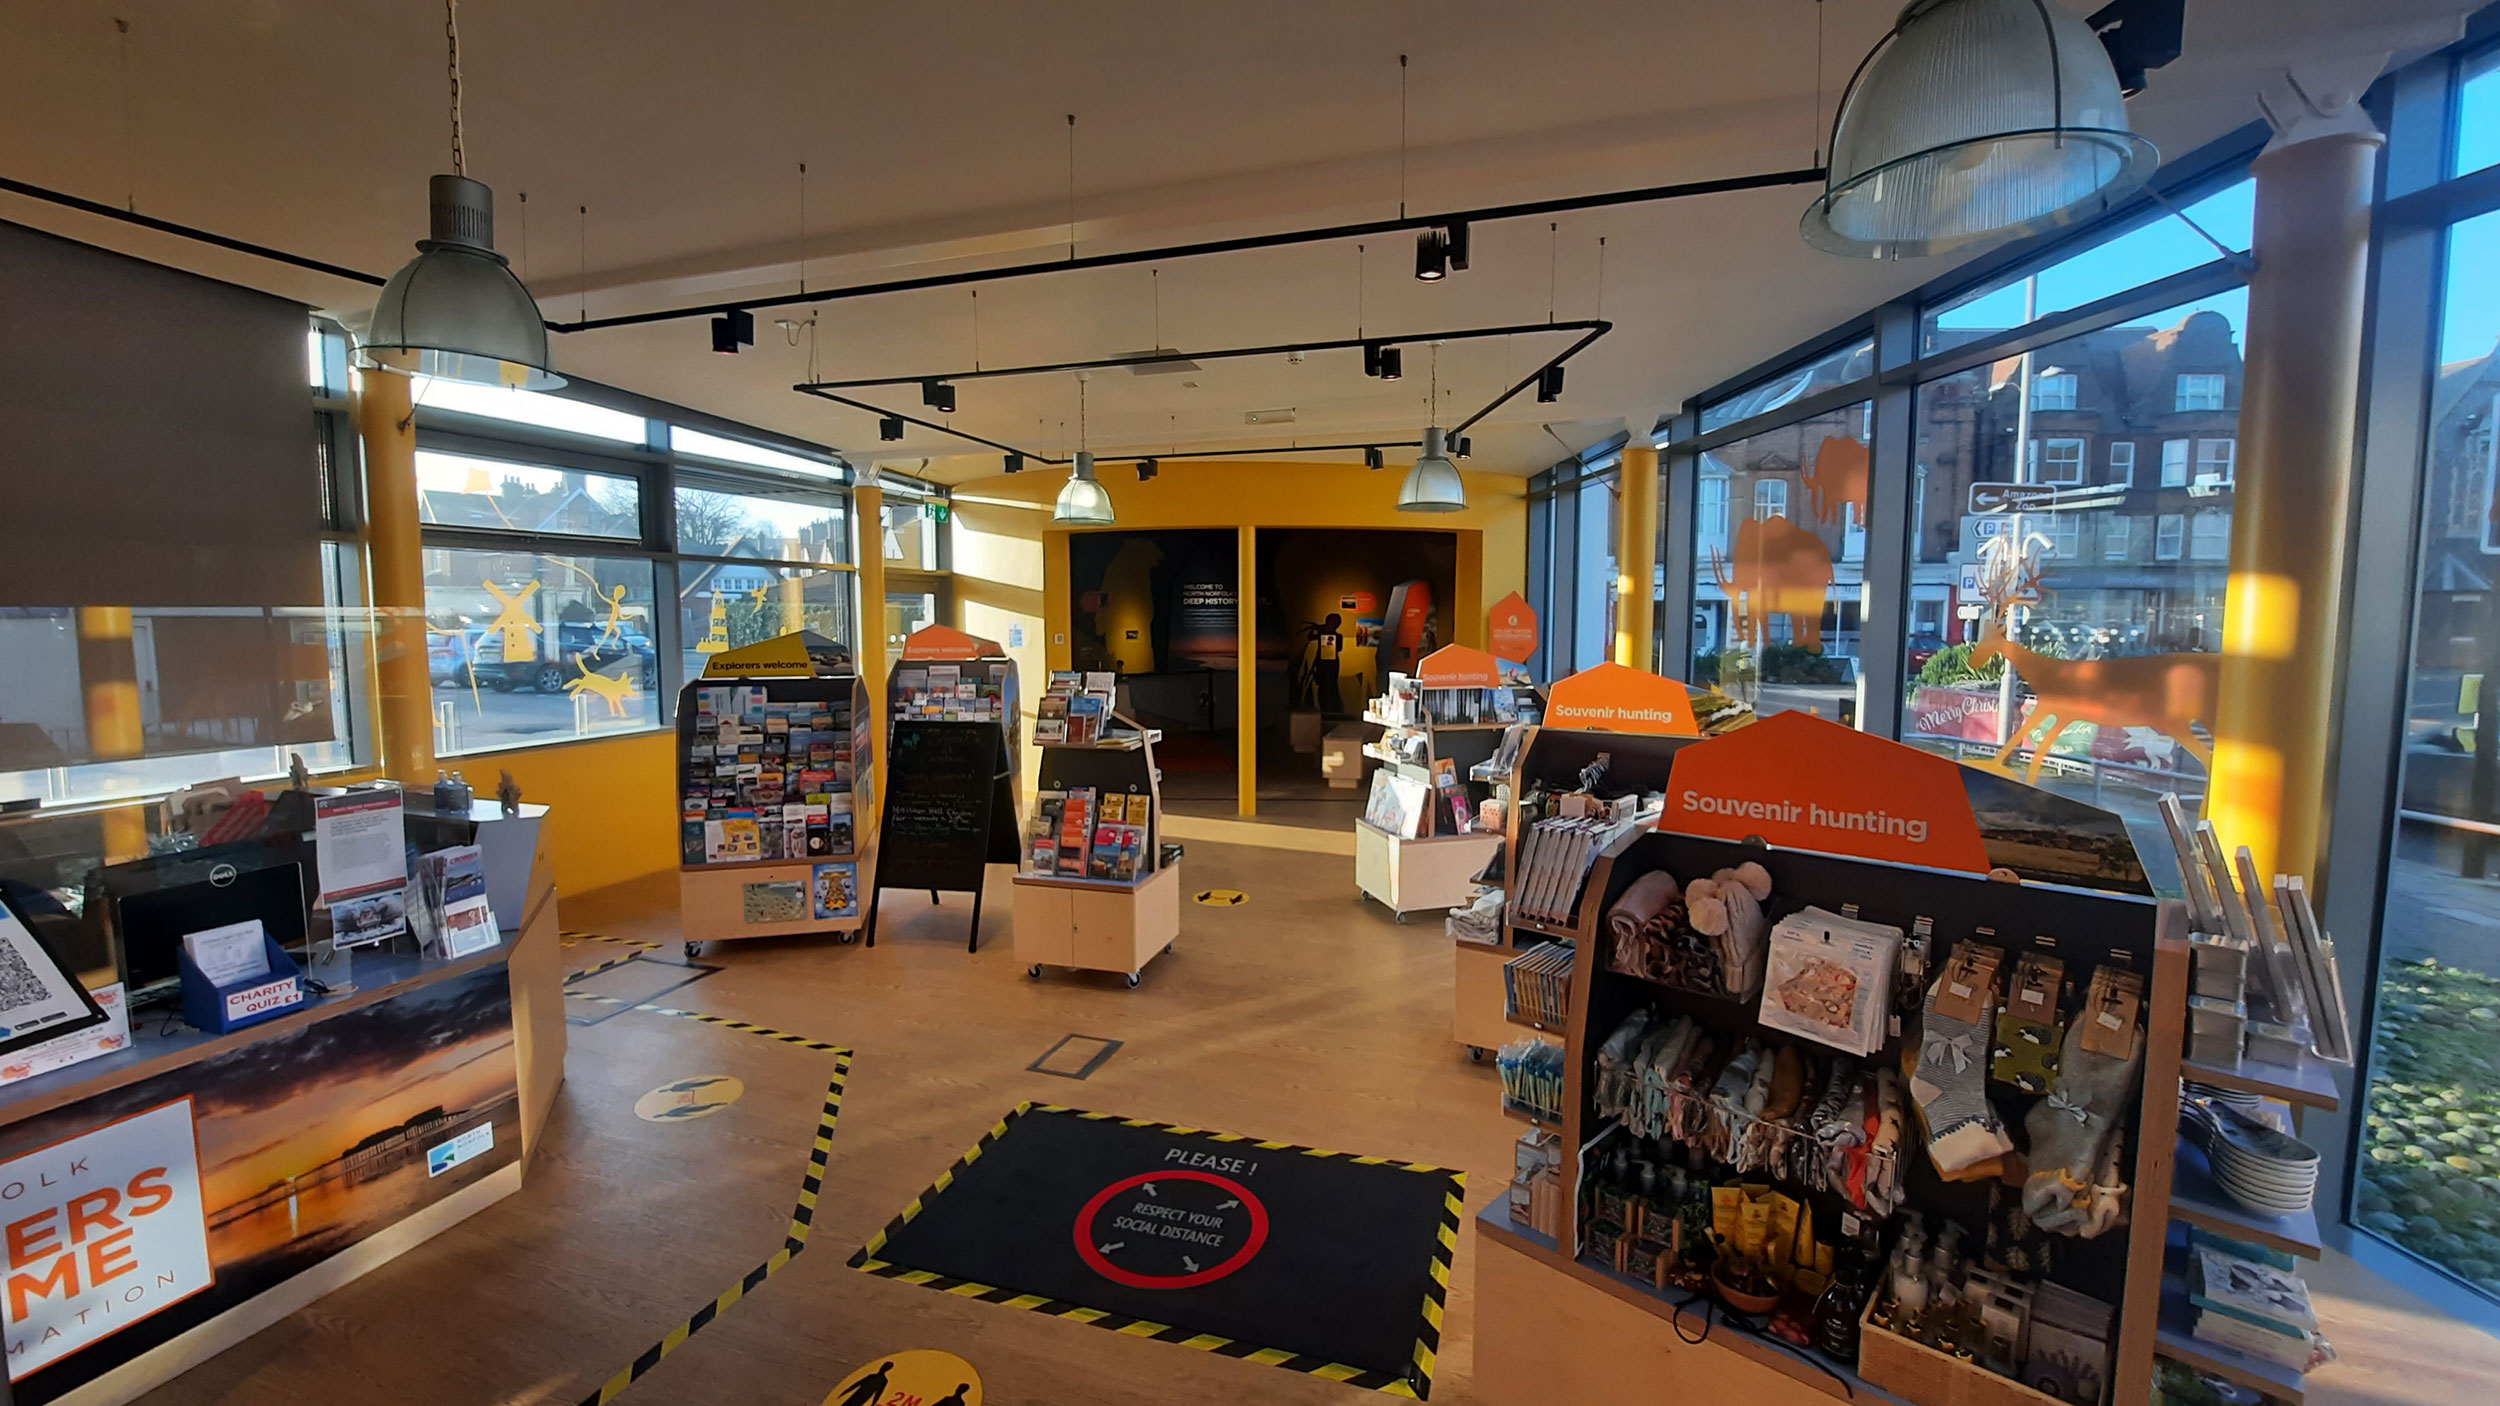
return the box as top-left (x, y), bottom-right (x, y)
top-left (459, 730), bottom-right (680, 896)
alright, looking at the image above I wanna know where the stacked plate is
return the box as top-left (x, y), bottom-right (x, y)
top-left (2183, 1096), bottom-right (2320, 1215)
top-left (2183, 1079), bottom-right (2265, 1114)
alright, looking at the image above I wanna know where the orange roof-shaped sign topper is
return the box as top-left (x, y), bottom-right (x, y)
top-left (1488, 592), bottom-right (1539, 668)
top-left (1413, 643), bottom-right (1504, 688)
top-left (1545, 662), bottom-right (1697, 736)
top-left (900, 623), bottom-right (1002, 660)
top-left (1659, 709), bottom-right (1989, 872)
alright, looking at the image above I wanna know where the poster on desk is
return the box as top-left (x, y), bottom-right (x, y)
top-left (0, 963), bottom-right (519, 1401)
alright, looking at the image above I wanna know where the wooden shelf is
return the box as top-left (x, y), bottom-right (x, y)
top-left (1507, 915), bottom-right (1582, 941)
top-left (1011, 869), bottom-right (1160, 892)
top-left (2168, 1136), bottom-right (2322, 1260)
top-left (2182, 1052), bottom-right (2343, 1112)
top-left (1504, 1010), bottom-right (1567, 1035)
top-left (2155, 1272), bottom-right (2309, 1403)
top-left (1503, 1101), bottom-right (1563, 1127)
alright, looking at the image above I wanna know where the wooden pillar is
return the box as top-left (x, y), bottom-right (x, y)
top-left (354, 367), bottom-right (437, 786)
top-left (2208, 130), bottom-right (2381, 882)
top-left (73, 606), bottom-right (148, 861)
top-left (1616, 446), bottom-right (1659, 669)
top-left (855, 483), bottom-right (889, 775)
top-left (1238, 526), bottom-right (1258, 817)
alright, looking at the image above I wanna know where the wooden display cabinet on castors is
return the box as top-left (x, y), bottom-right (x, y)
top-left (1011, 863), bottom-right (1181, 987)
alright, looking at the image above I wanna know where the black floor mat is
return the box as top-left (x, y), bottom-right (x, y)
top-left (849, 1103), bottom-right (1463, 1397)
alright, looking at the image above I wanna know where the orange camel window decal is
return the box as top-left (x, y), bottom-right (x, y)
top-left (1712, 514), bottom-right (1834, 654)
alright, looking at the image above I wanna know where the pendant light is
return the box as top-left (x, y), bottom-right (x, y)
top-left (1398, 346), bottom-right (1466, 512)
top-left (358, 0), bottom-right (562, 388)
top-left (1801, 0), bottom-right (2156, 260)
top-left (1053, 373), bottom-right (1115, 525)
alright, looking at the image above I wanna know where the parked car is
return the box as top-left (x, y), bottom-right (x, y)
top-left (428, 628), bottom-right (481, 685)
top-left (468, 621), bottom-right (655, 693)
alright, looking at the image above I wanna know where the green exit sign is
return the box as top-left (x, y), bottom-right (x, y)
top-left (929, 501), bottom-right (950, 523)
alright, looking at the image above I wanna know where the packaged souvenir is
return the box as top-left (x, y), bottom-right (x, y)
top-left (1759, 907), bottom-right (1903, 1056)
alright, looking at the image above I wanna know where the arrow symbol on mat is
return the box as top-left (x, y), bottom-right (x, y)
top-left (1182, 1255), bottom-right (1201, 1272)
top-left (1099, 1242), bottom-right (1124, 1254)
top-left (1216, 1198), bottom-right (1240, 1210)
top-left (1142, 1182), bottom-right (1158, 1197)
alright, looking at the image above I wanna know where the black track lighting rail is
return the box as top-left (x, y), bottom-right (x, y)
top-left (0, 175), bottom-right (390, 287)
top-left (542, 165), bottom-right (1823, 333)
top-left (794, 319), bottom-right (1601, 392)
top-left (799, 320), bottom-right (1611, 467)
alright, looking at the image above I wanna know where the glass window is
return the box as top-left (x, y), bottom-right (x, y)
top-left (417, 450), bottom-right (641, 538)
top-left (2195, 438), bottom-right (2237, 484)
top-left (2034, 372), bottom-right (2078, 410)
top-left (1923, 180), bottom-right (2255, 354)
top-left (676, 485), bottom-right (848, 564)
top-left (1899, 296), bottom-right (2239, 845)
top-left (2162, 439), bottom-right (2191, 486)
top-left (2176, 373), bottom-right (2227, 412)
top-left (425, 548), bottom-right (660, 755)
top-left (2362, 197), bottom-right (2500, 1296)
top-left (2456, 45), bottom-right (2500, 176)
top-left (1574, 473), bottom-right (1621, 671)
top-left (1698, 475), bottom-right (1730, 558)
top-left (881, 497), bottom-right (943, 572)
top-left (2190, 509), bottom-right (2231, 561)
top-left (1700, 339), bottom-right (1875, 433)
top-left (2109, 441), bottom-right (2137, 484)
top-left (884, 590), bottom-right (938, 656)
top-left (409, 376), bottom-right (649, 444)
top-left (682, 562), bottom-right (858, 683)
top-left (1694, 401), bottom-right (1870, 722)
top-left (667, 425), bottom-right (842, 479)
top-left (2034, 437), bottom-right (2086, 485)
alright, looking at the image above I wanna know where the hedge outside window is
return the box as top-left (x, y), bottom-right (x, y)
top-left (424, 547), bottom-right (659, 755)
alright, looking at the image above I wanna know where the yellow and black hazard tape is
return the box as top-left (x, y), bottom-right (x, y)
top-left (567, 993), bottom-right (846, 1054)
top-left (848, 1101), bottom-right (1462, 1399)
top-left (574, 1047), bottom-right (852, 1405)
top-left (561, 928), bottom-right (663, 984)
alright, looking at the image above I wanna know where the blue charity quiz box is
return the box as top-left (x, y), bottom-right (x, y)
top-left (179, 931), bottom-right (309, 1034)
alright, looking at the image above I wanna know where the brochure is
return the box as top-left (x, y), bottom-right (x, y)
top-left (183, 919), bottom-right (272, 988)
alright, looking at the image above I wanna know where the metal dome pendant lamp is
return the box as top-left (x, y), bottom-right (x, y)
top-left (1801, 0), bottom-right (2158, 260)
top-left (359, 0), bottom-right (562, 389)
top-left (1053, 374), bottom-right (1116, 526)
top-left (1398, 347), bottom-right (1468, 513)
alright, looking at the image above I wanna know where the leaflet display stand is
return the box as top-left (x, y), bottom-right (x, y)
top-left (1470, 712), bottom-right (2189, 1406)
top-left (1356, 644), bottom-right (1527, 923)
top-left (1013, 710), bottom-right (1176, 987)
top-left (674, 631), bottom-right (875, 955)
top-left (869, 626), bottom-right (1022, 952)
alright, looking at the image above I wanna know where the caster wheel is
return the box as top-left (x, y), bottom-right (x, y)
top-left (1125, 970), bottom-right (1142, 989)
top-left (1467, 1045), bottom-right (1485, 1064)
top-left (683, 941), bottom-right (703, 960)
top-left (1027, 964), bottom-right (1044, 980)
top-left (836, 931), bottom-right (856, 945)
top-left (1394, 911), bottom-right (1408, 925)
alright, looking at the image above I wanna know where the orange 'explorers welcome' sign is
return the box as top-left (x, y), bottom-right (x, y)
top-left (1659, 710), bottom-right (1989, 872)
top-left (900, 624), bottom-right (1002, 661)
top-left (1543, 662), bottom-right (1698, 736)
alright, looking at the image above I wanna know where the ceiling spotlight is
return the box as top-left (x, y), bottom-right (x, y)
top-left (711, 309), bottom-right (754, 355)
top-left (1286, 349), bottom-right (1306, 365)
top-left (1363, 342), bottom-right (1384, 377)
top-left (1137, 457), bottom-right (1159, 481)
top-left (1803, 0), bottom-right (2157, 259)
top-left (1414, 229), bottom-right (1448, 282)
top-left (1379, 347), bottom-right (1403, 381)
top-left (1003, 453), bottom-right (1024, 474)
top-left (878, 414), bottom-right (905, 442)
top-left (922, 379), bottom-right (957, 413)
top-left (1445, 221), bottom-right (1471, 271)
top-left (1398, 428), bottom-right (1467, 513)
top-left (1053, 451), bottom-right (1116, 525)
top-left (1536, 364), bottom-right (1566, 403)
top-left (1454, 435), bottom-right (1473, 460)
top-left (1364, 447), bottom-right (1384, 471)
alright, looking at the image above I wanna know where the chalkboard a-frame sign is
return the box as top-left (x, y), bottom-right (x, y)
top-left (868, 719), bottom-right (1020, 951)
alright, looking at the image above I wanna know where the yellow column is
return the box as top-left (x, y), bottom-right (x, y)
top-left (1615, 446), bottom-right (1659, 669)
top-left (74, 607), bottom-right (149, 861)
top-left (355, 367), bottom-right (437, 786)
top-left (2207, 130), bottom-right (2381, 883)
top-left (1237, 526), bottom-right (1258, 817)
top-left (855, 484), bottom-right (889, 772)
top-left (1455, 531), bottom-right (1486, 649)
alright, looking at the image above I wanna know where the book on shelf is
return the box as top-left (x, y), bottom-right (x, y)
top-left (1034, 695), bottom-right (1070, 744)
top-left (1056, 788), bottom-right (1095, 876)
top-left (1503, 942), bottom-right (1575, 1026)
top-left (1028, 790), bottom-right (1067, 874)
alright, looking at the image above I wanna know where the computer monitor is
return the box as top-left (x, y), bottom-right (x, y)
top-left (113, 861), bottom-right (308, 1005)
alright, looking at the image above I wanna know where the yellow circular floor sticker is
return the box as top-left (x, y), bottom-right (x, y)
top-left (635, 1075), bottom-right (744, 1122)
top-left (1194, 888), bottom-right (1247, 907)
top-left (825, 1349), bottom-right (981, 1406)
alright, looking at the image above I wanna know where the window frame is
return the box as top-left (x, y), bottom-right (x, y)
top-left (2175, 372), bottom-right (2227, 412)
top-left (2162, 438), bottom-right (2192, 487)
top-left (2102, 515), bottom-right (2131, 562)
top-left (2034, 436), bottom-right (2088, 485)
top-left (2108, 440), bottom-right (2137, 485)
top-left (2154, 512), bottom-right (2186, 561)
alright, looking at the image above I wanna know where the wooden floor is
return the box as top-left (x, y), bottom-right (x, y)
top-left (128, 824), bottom-right (2500, 1406)
top-left (135, 830), bottom-right (1520, 1406)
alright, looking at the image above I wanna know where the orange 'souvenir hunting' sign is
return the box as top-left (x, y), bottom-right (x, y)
top-left (1660, 710), bottom-right (1988, 872)
top-left (1543, 662), bottom-right (1697, 736)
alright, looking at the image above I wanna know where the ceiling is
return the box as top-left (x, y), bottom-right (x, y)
top-left (0, 0), bottom-right (2478, 482)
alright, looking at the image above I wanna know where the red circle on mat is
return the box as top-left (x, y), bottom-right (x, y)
top-left (1074, 1169), bottom-right (1269, 1289)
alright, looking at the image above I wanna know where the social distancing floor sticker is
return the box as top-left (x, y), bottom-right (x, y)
top-left (825, 1349), bottom-right (982, 1406)
top-left (635, 1075), bottom-right (745, 1122)
top-left (849, 1104), bottom-right (1462, 1398)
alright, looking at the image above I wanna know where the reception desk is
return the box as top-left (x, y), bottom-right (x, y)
top-left (0, 807), bottom-right (565, 1406)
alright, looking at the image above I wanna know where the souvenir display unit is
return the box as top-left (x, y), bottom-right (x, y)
top-left (1356, 644), bottom-right (1533, 923)
top-left (1013, 696), bottom-right (1178, 988)
top-left (1472, 711), bottom-right (2192, 1406)
top-left (674, 632), bottom-right (876, 953)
